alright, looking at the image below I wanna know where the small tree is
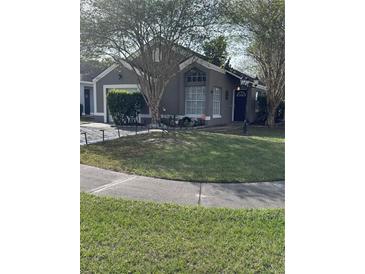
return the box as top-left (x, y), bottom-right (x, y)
top-left (81, 0), bottom-right (217, 124)
top-left (222, 0), bottom-right (285, 127)
top-left (202, 35), bottom-right (228, 67)
top-left (106, 90), bottom-right (144, 125)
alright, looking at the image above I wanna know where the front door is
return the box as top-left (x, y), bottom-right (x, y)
top-left (84, 89), bottom-right (90, 115)
top-left (234, 90), bottom-right (247, 121)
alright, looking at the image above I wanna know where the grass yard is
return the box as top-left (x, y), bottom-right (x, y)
top-left (200, 124), bottom-right (285, 138)
top-left (80, 129), bottom-right (284, 183)
top-left (81, 193), bottom-right (285, 273)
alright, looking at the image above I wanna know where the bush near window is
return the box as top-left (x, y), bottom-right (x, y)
top-left (107, 89), bottom-right (144, 125)
top-left (160, 116), bottom-right (206, 128)
top-left (177, 117), bottom-right (205, 127)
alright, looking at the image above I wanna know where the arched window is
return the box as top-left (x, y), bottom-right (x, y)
top-left (184, 68), bottom-right (206, 83)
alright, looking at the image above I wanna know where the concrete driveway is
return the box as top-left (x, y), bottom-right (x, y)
top-left (80, 164), bottom-right (285, 208)
top-left (80, 122), bottom-right (148, 145)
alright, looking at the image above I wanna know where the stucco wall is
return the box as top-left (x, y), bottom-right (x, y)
top-left (160, 74), bottom-right (179, 115)
top-left (207, 71), bottom-right (239, 126)
top-left (95, 65), bottom-right (139, 113)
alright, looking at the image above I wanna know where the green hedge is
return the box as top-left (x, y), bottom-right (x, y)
top-left (106, 89), bottom-right (145, 125)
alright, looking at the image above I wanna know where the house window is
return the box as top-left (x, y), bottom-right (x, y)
top-left (213, 87), bottom-right (221, 117)
top-left (185, 86), bottom-right (206, 115)
top-left (184, 68), bottom-right (206, 83)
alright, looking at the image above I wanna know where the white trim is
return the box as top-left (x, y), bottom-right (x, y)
top-left (232, 89), bottom-right (235, 122)
top-left (228, 70), bottom-right (256, 80)
top-left (92, 64), bottom-right (119, 82)
top-left (212, 87), bottom-right (222, 118)
top-left (93, 60), bottom-right (141, 81)
top-left (93, 81), bottom-right (97, 116)
top-left (103, 84), bottom-right (140, 123)
top-left (80, 81), bottom-right (93, 86)
top-left (104, 84), bottom-right (140, 90)
top-left (94, 112), bottom-right (104, 116)
top-left (256, 84), bottom-right (267, 90)
top-left (179, 56), bottom-right (226, 74)
top-left (226, 71), bottom-right (242, 79)
top-left (179, 56), bottom-right (268, 90)
top-left (184, 114), bottom-right (203, 118)
top-left (223, 70), bottom-right (268, 91)
top-left (120, 60), bottom-right (143, 76)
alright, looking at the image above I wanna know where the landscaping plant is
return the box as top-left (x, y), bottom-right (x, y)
top-left (106, 89), bottom-right (144, 125)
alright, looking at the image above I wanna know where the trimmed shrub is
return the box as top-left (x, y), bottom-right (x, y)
top-left (106, 89), bottom-right (145, 125)
top-left (178, 116), bottom-right (192, 127)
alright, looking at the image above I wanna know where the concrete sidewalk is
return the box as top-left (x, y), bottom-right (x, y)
top-left (80, 164), bottom-right (285, 208)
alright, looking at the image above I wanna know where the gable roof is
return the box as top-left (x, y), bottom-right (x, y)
top-left (80, 60), bottom-right (110, 82)
top-left (175, 45), bottom-right (261, 83)
top-left (82, 43), bottom-right (265, 88)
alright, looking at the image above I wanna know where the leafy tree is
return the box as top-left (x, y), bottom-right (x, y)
top-left (202, 35), bottom-right (228, 67)
top-left (81, 0), bottom-right (217, 124)
top-left (222, 0), bottom-right (285, 127)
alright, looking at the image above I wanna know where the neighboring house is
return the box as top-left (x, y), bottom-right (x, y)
top-left (80, 51), bottom-right (266, 126)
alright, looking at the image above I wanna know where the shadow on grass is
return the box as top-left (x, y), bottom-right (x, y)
top-left (200, 124), bottom-right (285, 139)
top-left (204, 182), bottom-right (285, 204)
top-left (80, 131), bottom-right (285, 183)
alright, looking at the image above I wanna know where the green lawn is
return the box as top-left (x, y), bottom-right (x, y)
top-left (80, 130), bottom-right (284, 183)
top-left (81, 193), bottom-right (285, 273)
top-left (200, 124), bottom-right (285, 138)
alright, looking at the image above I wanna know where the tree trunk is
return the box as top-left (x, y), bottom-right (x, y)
top-left (267, 103), bottom-right (279, 128)
top-left (267, 110), bottom-right (276, 127)
top-left (150, 104), bottom-right (160, 125)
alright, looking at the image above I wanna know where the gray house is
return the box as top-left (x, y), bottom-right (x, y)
top-left (80, 53), bottom-right (266, 126)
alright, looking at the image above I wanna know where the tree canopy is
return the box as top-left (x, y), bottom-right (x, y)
top-left (202, 35), bottom-right (228, 67)
top-left (222, 0), bottom-right (285, 126)
top-left (81, 0), bottom-right (218, 123)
